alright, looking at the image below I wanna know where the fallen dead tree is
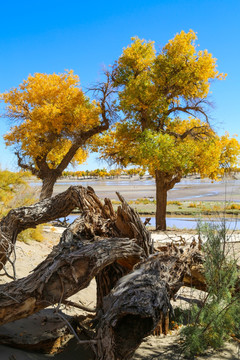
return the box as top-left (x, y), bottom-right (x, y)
top-left (0, 186), bottom-right (151, 277)
top-left (0, 185), bottom-right (232, 359)
top-left (0, 237), bottom-right (143, 326)
top-left (0, 185), bottom-right (154, 357)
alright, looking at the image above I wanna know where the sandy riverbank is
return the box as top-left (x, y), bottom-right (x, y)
top-left (0, 228), bottom-right (239, 359)
top-left (29, 176), bottom-right (240, 202)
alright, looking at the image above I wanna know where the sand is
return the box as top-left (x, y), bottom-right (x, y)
top-left (0, 228), bottom-right (240, 359)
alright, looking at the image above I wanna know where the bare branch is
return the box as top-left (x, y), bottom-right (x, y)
top-left (166, 125), bottom-right (213, 141)
top-left (15, 151), bottom-right (39, 176)
top-left (62, 299), bottom-right (96, 313)
top-left (166, 103), bottom-right (209, 123)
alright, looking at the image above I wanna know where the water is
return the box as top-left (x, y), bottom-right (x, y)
top-left (33, 177), bottom-right (240, 229)
top-left (59, 214), bottom-right (240, 230)
top-left (148, 216), bottom-right (240, 230)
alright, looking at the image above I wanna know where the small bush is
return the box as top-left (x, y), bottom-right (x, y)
top-left (188, 202), bottom-right (197, 208)
top-left (167, 200), bottom-right (182, 206)
top-left (226, 203), bottom-right (240, 210)
top-left (212, 204), bottom-right (222, 211)
top-left (135, 198), bottom-right (156, 204)
top-left (0, 171), bottom-right (45, 243)
top-left (18, 225), bottom-right (44, 243)
top-left (181, 221), bottom-right (240, 357)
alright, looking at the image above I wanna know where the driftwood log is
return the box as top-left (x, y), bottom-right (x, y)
top-left (0, 185), bottom-right (222, 359)
top-left (0, 237), bottom-right (143, 326)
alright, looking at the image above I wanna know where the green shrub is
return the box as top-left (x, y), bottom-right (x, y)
top-left (181, 221), bottom-right (240, 357)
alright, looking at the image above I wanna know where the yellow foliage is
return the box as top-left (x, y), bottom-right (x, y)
top-left (1, 70), bottom-right (100, 169)
top-left (156, 30), bottom-right (226, 99)
top-left (226, 203), bottom-right (240, 210)
top-left (168, 201), bottom-right (182, 206)
top-left (95, 31), bottom-right (236, 184)
top-left (0, 170), bottom-right (45, 243)
top-left (18, 225), bottom-right (44, 243)
top-left (0, 170), bottom-right (29, 215)
top-left (97, 116), bottom-right (240, 183)
top-left (112, 30), bottom-right (226, 129)
top-left (219, 133), bottom-right (240, 171)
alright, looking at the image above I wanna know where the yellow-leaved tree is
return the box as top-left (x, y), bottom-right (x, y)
top-left (1, 71), bottom-right (112, 199)
top-left (95, 31), bottom-right (240, 230)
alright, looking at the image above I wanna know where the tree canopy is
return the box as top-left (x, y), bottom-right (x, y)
top-left (1, 70), bottom-right (111, 199)
top-left (112, 30), bottom-right (225, 130)
top-left (95, 30), bottom-right (240, 229)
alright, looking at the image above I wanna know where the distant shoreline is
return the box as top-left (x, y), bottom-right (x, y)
top-left (28, 175), bottom-right (240, 203)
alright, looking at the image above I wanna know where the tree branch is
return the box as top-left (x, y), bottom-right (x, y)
top-left (166, 103), bottom-right (209, 122)
top-left (15, 151), bottom-right (39, 176)
top-left (166, 125), bottom-right (213, 141)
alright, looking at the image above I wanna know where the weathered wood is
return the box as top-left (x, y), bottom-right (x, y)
top-left (95, 192), bottom-right (153, 309)
top-left (0, 236), bottom-right (143, 326)
top-left (95, 257), bottom-right (172, 360)
top-left (0, 309), bottom-right (76, 354)
top-left (92, 240), bottom-right (211, 359)
top-left (0, 185), bottom-right (151, 277)
top-left (0, 186), bottom-right (88, 271)
top-left (0, 184), bottom-right (152, 331)
top-left (154, 241), bottom-right (206, 295)
top-left (115, 192), bottom-right (152, 257)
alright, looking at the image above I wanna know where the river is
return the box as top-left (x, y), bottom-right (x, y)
top-left (30, 176), bottom-right (240, 230)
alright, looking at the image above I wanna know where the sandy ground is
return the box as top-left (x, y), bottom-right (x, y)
top-left (0, 228), bottom-right (240, 359)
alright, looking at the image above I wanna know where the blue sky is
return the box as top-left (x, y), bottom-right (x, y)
top-left (0, 0), bottom-right (239, 171)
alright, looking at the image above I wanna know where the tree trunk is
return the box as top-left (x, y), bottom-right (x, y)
top-left (155, 170), bottom-right (182, 231)
top-left (155, 170), bottom-right (168, 231)
top-left (40, 173), bottom-right (59, 200)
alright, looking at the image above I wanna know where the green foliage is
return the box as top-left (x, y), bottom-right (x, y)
top-left (138, 129), bottom-right (196, 176)
top-left (181, 222), bottom-right (240, 357)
